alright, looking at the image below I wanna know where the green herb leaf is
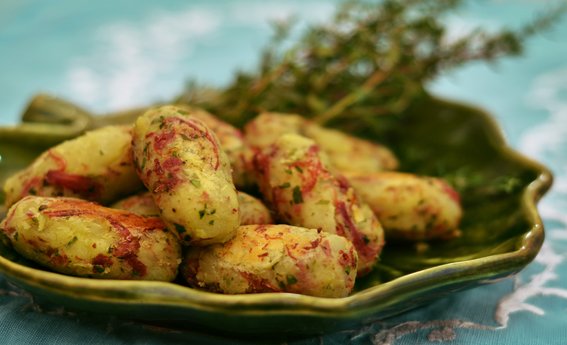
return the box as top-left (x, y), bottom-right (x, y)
top-left (292, 186), bottom-right (303, 204)
top-left (286, 275), bottom-right (298, 285)
top-left (67, 236), bottom-right (78, 246)
top-left (174, 223), bottom-right (186, 234)
top-left (93, 265), bottom-right (105, 274)
top-left (175, 0), bottom-right (565, 129)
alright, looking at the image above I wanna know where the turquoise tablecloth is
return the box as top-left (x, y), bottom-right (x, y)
top-left (1, 1), bottom-right (566, 344)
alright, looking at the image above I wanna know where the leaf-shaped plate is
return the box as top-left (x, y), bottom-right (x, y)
top-left (0, 94), bottom-right (552, 335)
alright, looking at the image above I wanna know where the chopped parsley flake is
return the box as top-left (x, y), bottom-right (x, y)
top-left (286, 275), bottom-right (298, 285)
top-left (151, 115), bottom-right (164, 125)
top-left (174, 223), bottom-right (186, 234)
top-left (198, 204), bottom-right (216, 219)
top-left (292, 186), bottom-right (303, 204)
top-left (93, 265), bottom-right (105, 274)
top-left (67, 236), bottom-right (78, 246)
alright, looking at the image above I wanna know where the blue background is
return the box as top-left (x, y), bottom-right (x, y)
top-left (1, 1), bottom-right (566, 344)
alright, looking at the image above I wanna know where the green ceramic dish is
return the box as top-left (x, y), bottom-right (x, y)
top-left (0, 94), bottom-right (552, 335)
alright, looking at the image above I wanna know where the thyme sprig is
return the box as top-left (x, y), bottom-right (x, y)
top-left (176, 0), bottom-right (565, 128)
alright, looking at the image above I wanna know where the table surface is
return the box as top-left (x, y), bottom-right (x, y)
top-left (1, 1), bottom-right (567, 344)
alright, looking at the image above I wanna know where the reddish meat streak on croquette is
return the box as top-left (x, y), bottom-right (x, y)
top-left (239, 272), bottom-right (282, 293)
top-left (151, 156), bottom-right (185, 193)
top-left (165, 116), bottom-right (221, 170)
top-left (45, 170), bottom-right (102, 198)
top-left (92, 254), bottom-right (113, 269)
top-left (39, 199), bottom-right (166, 278)
top-left (335, 201), bottom-right (379, 264)
top-left (439, 180), bottom-right (461, 203)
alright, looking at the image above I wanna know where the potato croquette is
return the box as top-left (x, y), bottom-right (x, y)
top-left (3, 126), bottom-right (143, 207)
top-left (132, 106), bottom-right (239, 246)
top-left (345, 172), bottom-right (462, 240)
top-left (244, 112), bottom-right (398, 173)
top-left (253, 133), bottom-right (384, 275)
top-left (181, 224), bottom-right (357, 297)
top-left (1, 196), bottom-right (181, 281)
